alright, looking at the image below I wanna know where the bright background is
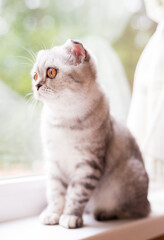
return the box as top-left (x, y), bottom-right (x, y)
top-left (0, 0), bottom-right (156, 177)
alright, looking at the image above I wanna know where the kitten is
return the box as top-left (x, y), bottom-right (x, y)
top-left (32, 39), bottom-right (150, 229)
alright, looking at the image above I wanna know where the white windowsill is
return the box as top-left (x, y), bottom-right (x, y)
top-left (0, 176), bottom-right (47, 222)
top-left (1, 187), bottom-right (164, 240)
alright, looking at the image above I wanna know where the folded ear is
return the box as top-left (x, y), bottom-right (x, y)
top-left (65, 39), bottom-right (88, 65)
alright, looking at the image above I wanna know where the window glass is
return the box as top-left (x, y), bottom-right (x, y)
top-left (0, 0), bottom-right (155, 178)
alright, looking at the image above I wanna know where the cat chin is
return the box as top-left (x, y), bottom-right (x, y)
top-left (33, 90), bottom-right (42, 100)
top-left (33, 91), bottom-right (55, 102)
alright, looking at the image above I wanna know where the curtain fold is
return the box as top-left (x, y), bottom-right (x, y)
top-left (127, 0), bottom-right (164, 178)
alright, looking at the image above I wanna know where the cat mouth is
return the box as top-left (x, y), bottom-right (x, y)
top-left (36, 86), bottom-right (56, 99)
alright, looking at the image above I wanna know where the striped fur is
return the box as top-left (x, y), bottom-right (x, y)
top-left (32, 39), bottom-right (150, 229)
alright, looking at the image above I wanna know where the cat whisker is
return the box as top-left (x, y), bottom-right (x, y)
top-left (19, 62), bottom-right (32, 66)
top-left (25, 95), bottom-right (34, 105)
top-left (25, 92), bottom-right (33, 100)
top-left (39, 40), bottom-right (48, 50)
top-left (25, 95), bottom-right (39, 120)
top-left (16, 55), bottom-right (34, 65)
top-left (21, 46), bottom-right (36, 62)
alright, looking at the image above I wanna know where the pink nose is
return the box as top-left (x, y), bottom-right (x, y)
top-left (36, 83), bottom-right (42, 90)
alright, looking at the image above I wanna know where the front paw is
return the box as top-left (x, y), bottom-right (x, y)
top-left (39, 210), bottom-right (60, 225)
top-left (59, 214), bottom-right (83, 229)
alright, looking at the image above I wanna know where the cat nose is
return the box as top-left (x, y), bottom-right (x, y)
top-left (36, 83), bottom-right (42, 90)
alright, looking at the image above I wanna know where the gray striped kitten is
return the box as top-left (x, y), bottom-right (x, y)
top-left (32, 39), bottom-right (150, 229)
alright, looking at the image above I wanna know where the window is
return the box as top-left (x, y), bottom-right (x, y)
top-left (0, 0), bottom-right (164, 230)
top-left (0, 0), bottom-right (159, 182)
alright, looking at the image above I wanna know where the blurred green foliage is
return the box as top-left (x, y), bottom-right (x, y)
top-left (0, 0), bottom-right (156, 95)
top-left (0, 0), bottom-right (157, 175)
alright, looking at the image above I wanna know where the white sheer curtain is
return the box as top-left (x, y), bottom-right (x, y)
top-left (127, 0), bottom-right (164, 180)
top-left (84, 36), bottom-right (131, 123)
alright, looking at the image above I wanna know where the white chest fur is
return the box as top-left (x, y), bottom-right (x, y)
top-left (41, 109), bottom-right (82, 179)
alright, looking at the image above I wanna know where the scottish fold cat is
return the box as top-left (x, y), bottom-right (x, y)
top-left (32, 39), bottom-right (150, 228)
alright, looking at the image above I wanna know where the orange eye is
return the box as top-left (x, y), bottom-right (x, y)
top-left (34, 73), bottom-right (38, 81)
top-left (47, 68), bottom-right (57, 79)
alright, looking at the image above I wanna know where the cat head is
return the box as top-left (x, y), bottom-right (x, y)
top-left (31, 39), bottom-right (97, 103)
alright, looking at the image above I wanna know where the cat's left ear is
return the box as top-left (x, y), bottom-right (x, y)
top-left (65, 39), bottom-right (88, 65)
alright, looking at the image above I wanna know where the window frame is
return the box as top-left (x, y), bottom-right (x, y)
top-left (1, 175), bottom-right (164, 225)
top-left (1, 177), bottom-right (164, 240)
top-left (0, 176), bottom-right (46, 222)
